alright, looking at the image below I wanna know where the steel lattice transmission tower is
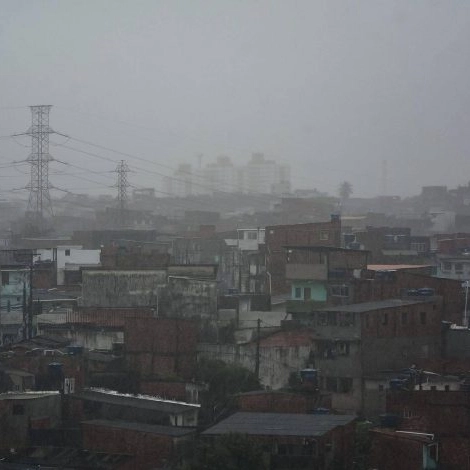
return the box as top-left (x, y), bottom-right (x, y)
top-left (26, 105), bottom-right (54, 219)
top-left (115, 160), bottom-right (130, 226)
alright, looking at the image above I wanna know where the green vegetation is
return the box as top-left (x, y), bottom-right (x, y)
top-left (176, 433), bottom-right (268, 470)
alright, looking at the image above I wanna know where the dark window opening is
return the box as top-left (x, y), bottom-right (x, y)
top-left (401, 311), bottom-right (408, 325)
top-left (420, 312), bottom-right (427, 325)
top-left (12, 404), bottom-right (24, 415)
top-left (1, 272), bottom-right (9, 285)
top-left (382, 313), bottom-right (388, 326)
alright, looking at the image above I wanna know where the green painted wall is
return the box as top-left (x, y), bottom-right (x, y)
top-left (291, 281), bottom-right (327, 302)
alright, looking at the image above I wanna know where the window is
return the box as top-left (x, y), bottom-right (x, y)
top-left (318, 312), bottom-right (328, 326)
top-left (455, 263), bottom-right (463, 274)
top-left (326, 377), bottom-right (338, 392)
top-left (247, 232), bottom-right (257, 240)
top-left (378, 384), bottom-right (384, 391)
top-left (338, 378), bottom-right (353, 393)
top-left (339, 312), bottom-right (355, 327)
top-left (411, 242), bottom-right (426, 253)
top-left (336, 341), bottom-right (350, 356)
top-left (442, 262), bottom-right (452, 272)
top-left (294, 287), bottom-right (302, 299)
top-left (1, 271), bottom-right (9, 285)
top-left (365, 314), bottom-right (370, 328)
top-left (328, 312), bottom-right (337, 326)
top-left (382, 313), bottom-right (388, 326)
top-left (65, 249), bottom-right (71, 256)
top-left (330, 285), bottom-right (349, 297)
top-left (320, 230), bottom-right (330, 241)
top-left (304, 287), bottom-right (311, 300)
top-left (428, 443), bottom-right (439, 463)
top-left (445, 385), bottom-right (450, 391)
top-left (12, 404), bottom-right (24, 415)
top-left (403, 408), bottom-right (416, 418)
top-left (430, 385), bottom-right (436, 391)
top-left (401, 311), bottom-right (408, 325)
top-left (420, 311), bottom-right (427, 325)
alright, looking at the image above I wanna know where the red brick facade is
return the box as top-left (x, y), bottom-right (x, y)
top-left (82, 422), bottom-right (179, 470)
top-left (124, 318), bottom-right (199, 380)
top-left (353, 271), bottom-right (464, 325)
top-left (361, 298), bottom-right (443, 339)
top-left (265, 218), bottom-right (341, 294)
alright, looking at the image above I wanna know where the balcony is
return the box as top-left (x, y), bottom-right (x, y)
top-left (286, 263), bottom-right (327, 281)
top-left (286, 299), bottom-right (327, 314)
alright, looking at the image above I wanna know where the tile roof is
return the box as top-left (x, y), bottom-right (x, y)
top-left (202, 412), bottom-right (356, 437)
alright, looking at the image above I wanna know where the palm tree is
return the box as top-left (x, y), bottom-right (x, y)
top-left (339, 181), bottom-right (353, 201)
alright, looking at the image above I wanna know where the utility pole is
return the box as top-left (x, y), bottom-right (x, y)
top-left (115, 160), bottom-right (130, 227)
top-left (255, 318), bottom-right (261, 379)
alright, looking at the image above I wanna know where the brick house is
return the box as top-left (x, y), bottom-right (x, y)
top-left (82, 419), bottom-right (194, 470)
top-left (202, 411), bottom-right (356, 470)
top-left (265, 216), bottom-right (342, 295)
top-left (288, 297), bottom-right (443, 415)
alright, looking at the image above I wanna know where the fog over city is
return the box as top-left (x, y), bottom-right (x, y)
top-left (1, 1), bottom-right (470, 198)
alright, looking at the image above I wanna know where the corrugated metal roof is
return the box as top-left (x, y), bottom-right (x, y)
top-left (75, 389), bottom-right (200, 413)
top-left (82, 419), bottom-right (195, 436)
top-left (367, 264), bottom-right (431, 271)
top-left (321, 298), bottom-right (436, 313)
top-left (202, 412), bottom-right (356, 437)
top-left (259, 330), bottom-right (314, 348)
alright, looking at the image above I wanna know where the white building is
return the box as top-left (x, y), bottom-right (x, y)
top-left (35, 246), bottom-right (101, 285)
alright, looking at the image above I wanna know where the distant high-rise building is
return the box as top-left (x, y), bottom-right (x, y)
top-left (242, 153), bottom-right (290, 195)
top-left (164, 153), bottom-right (290, 197)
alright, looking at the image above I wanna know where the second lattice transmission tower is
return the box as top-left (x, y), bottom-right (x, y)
top-left (115, 160), bottom-right (130, 226)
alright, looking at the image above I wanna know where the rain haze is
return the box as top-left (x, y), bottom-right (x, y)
top-left (1, 0), bottom-right (470, 198)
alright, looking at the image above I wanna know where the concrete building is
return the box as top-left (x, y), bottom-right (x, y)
top-left (35, 246), bottom-right (101, 285)
top-left (0, 391), bottom-right (61, 452)
top-left (288, 297), bottom-right (444, 415)
top-left (198, 329), bottom-right (316, 391)
top-left (79, 269), bottom-right (166, 308)
top-left (82, 419), bottom-right (195, 470)
top-left (74, 388), bottom-right (200, 427)
top-left (265, 216), bottom-right (342, 295)
top-left (285, 246), bottom-right (369, 308)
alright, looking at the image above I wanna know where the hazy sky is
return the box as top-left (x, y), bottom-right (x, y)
top-left (1, 0), bottom-right (469, 199)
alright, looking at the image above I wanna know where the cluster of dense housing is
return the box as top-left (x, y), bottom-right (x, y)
top-left (1, 216), bottom-right (470, 469)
